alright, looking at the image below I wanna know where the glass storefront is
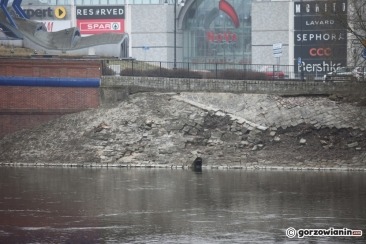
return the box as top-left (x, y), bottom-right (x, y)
top-left (183, 0), bottom-right (252, 64)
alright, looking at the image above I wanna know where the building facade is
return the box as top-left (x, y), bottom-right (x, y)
top-left (4, 0), bottom-right (359, 74)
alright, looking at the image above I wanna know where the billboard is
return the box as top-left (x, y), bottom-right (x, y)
top-left (294, 0), bottom-right (348, 75)
top-left (76, 6), bottom-right (125, 35)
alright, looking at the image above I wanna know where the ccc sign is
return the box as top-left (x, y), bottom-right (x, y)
top-left (309, 48), bottom-right (332, 57)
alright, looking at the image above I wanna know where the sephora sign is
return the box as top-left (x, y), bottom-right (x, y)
top-left (294, 0), bottom-right (348, 75)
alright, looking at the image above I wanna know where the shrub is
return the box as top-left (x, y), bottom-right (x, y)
top-left (217, 69), bottom-right (267, 80)
top-left (120, 68), bottom-right (202, 79)
top-left (102, 66), bottom-right (116, 76)
top-left (118, 66), bottom-right (267, 80)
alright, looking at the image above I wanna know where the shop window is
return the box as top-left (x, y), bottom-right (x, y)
top-left (183, 0), bottom-right (252, 64)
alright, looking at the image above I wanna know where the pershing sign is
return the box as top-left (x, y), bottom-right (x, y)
top-left (294, 0), bottom-right (348, 75)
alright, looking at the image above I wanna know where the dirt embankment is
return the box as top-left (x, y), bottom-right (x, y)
top-left (0, 93), bottom-right (365, 170)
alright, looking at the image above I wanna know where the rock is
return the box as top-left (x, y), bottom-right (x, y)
top-left (320, 140), bottom-right (328, 145)
top-left (241, 127), bottom-right (249, 134)
top-left (274, 136), bottom-right (281, 142)
top-left (94, 121), bottom-right (110, 133)
top-left (270, 131), bottom-right (276, 137)
top-left (323, 143), bottom-right (334, 150)
top-left (347, 142), bottom-right (359, 148)
top-left (191, 157), bottom-right (202, 171)
top-left (241, 140), bottom-right (249, 146)
top-left (299, 138), bottom-right (306, 144)
top-left (191, 150), bottom-right (199, 156)
top-left (211, 130), bottom-right (223, 139)
top-left (158, 148), bottom-right (174, 155)
top-left (221, 132), bottom-right (241, 142)
top-left (182, 125), bottom-right (192, 133)
top-left (145, 119), bottom-right (154, 127)
top-left (248, 130), bottom-right (262, 144)
top-left (215, 111), bottom-right (226, 117)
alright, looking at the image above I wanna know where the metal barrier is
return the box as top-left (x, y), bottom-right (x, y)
top-left (102, 60), bottom-right (366, 82)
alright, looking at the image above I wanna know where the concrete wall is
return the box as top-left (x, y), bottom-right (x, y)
top-left (251, 1), bottom-right (291, 65)
top-left (130, 4), bottom-right (184, 63)
top-left (101, 76), bottom-right (366, 104)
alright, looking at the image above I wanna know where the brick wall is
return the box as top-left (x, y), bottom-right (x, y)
top-left (0, 114), bottom-right (61, 138)
top-left (0, 58), bottom-right (102, 138)
top-left (0, 86), bottom-right (100, 138)
top-left (0, 58), bottom-right (101, 78)
top-left (0, 86), bottom-right (99, 111)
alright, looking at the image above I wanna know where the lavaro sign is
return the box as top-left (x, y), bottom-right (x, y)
top-left (294, 0), bottom-right (348, 76)
top-left (76, 6), bottom-right (125, 35)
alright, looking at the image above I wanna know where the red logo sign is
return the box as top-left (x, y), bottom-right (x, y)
top-left (309, 47), bottom-right (332, 57)
top-left (77, 19), bottom-right (124, 34)
top-left (219, 0), bottom-right (239, 28)
top-left (206, 31), bottom-right (238, 43)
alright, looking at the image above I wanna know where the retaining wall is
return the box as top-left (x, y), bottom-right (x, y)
top-left (101, 76), bottom-right (366, 104)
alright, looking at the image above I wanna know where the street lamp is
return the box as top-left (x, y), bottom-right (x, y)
top-left (166, 0), bottom-right (185, 69)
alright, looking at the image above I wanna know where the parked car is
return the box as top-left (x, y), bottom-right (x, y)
top-left (323, 67), bottom-right (357, 82)
top-left (259, 66), bottom-right (285, 79)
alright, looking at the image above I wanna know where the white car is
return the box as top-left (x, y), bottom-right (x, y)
top-left (323, 67), bottom-right (357, 82)
top-left (353, 67), bottom-right (366, 81)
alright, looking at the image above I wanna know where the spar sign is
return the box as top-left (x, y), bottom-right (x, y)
top-left (79, 20), bottom-right (123, 34)
top-left (76, 6), bottom-right (125, 35)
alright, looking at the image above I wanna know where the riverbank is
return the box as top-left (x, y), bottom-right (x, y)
top-left (1, 92), bottom-right (366, 170)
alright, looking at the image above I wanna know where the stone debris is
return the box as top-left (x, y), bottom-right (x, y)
top-left (347, 142), bottom-right (359, 148)
top-left (94, 121), bottom-right (110, 133)
top-left (274, 136), bottom-right (281, 142)
top-left (0, 93), bottom-right (365, 170)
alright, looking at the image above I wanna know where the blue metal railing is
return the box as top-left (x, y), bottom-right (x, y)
top-left (0, 76), bottom-right (100, 87)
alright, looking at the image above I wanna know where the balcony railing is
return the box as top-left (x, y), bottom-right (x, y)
top-left (102, 60), bottom-right (366, 82)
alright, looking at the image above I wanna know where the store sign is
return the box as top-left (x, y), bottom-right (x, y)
top-left (294, 1), bottom-right (347, 15)
top-left (76, 6), bottom-right (125, 35)
top-left (206, 31), bottom-right (238, 43)
top-left (15, 6), bottom-right (69, 20)
top-left (76, 6), bottom-right (125, 19)
top-left (77, 19), bottom-right (124, 35)
top-left (294, 0), bottom-right (348, 75)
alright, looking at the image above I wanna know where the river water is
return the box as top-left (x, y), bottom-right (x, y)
top-left (0, 167), bottom-right (365, 243)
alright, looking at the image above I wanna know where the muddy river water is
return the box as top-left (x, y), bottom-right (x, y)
top-left (0, 167), bottom-right (365, 243)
